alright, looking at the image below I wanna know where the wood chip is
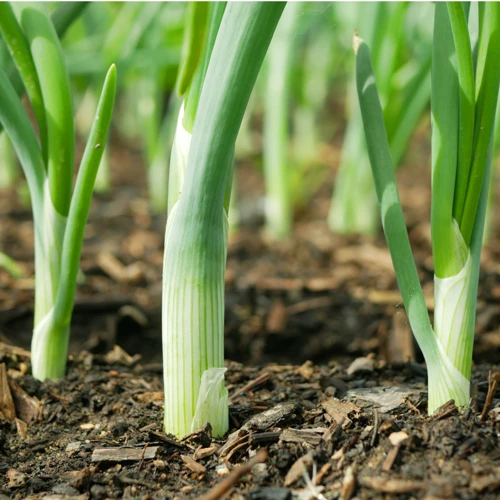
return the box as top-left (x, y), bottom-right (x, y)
top-left (383, 310), bottom-right (415, 363)
top-left (15, 418), bottom-right (27, 439)
top-left (104, 345), bottom-right (139, 367)
top-left (321, 398), bottom-right (360, 427)
top-left (280, 428), bottom-right (323, 447)
top-left (242, 402), bottom-right (298, 432)
top-left (470, 473), bottom-right (500, 492)
top-left (382, 445), bottom-right (401, 471)
top-left (91, 445), bottom-right (159, 463)
top-left (97, 251), bottom-right (144, 283)
top-left (0, 363), bottom-right (16, 423)
top-left (181, 455), bottom-right (206, 474)
top-left (0, 342), bottom-right (31, 358)
top-left (284, 453), bottom-right (313, 487)
top-left (340, 466), bottom-right (356, 500)
top-left (135, 391), bottom-right (164, 404)
top-left (266, 299), bottom-right (288, 333)
top-left (360, 476), bottom-right (427, 493)
top-left (296, 361), bottom-right (314, 380)
top-left (256, 277), bottom-right (304, 291)
top-left (194, 444), bottom-right (220, 460)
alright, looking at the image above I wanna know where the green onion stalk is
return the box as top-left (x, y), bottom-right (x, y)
top-left (262, 2), bottom-right (300, 240)
top-left (355, 2), bottom-right (500, 413)
top-left (329, 2), bottom-right (432, 236)
top-left (163, 2), bottom-right (285, 438)
top-left (0, 4), bottom-right (116, 381)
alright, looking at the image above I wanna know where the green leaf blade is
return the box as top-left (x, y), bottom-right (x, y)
top-left (22, 7), bottom-right (75, 217)
top-left (54, 64), bottom-right (117, 326)
top-left (0, 2), bottom-right (48, 160)
top-left (447, 2), bottom-right (475, 223)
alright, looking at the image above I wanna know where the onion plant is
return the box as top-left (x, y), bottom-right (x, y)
top-left (356, 2), bottom-right (500, 412)
top-left (0, 4), bottom-right (116, 381)
top-left (329, 2), bottom-right (432, 236)
top-left (163, 2), bottom-right (285, 438)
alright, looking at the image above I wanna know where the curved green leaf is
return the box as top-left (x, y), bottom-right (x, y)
top-left (54, 65), bottom-right (117, 326)
top-left (22, 7), bottom-right (74, 217)
top-left (0, 3), bottom-right (48, 161)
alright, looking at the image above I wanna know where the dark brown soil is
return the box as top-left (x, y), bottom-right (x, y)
top-left (1, 128), bottom-right (500, 499)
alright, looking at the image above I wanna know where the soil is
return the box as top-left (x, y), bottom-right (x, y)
top-left (1, 128), bottom-right (500, 499)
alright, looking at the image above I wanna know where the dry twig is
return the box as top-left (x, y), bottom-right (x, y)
top-left (480, 371), bottom-right (500, 421)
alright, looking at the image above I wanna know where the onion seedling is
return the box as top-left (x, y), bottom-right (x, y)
top-left (355, 2), bottom-right (500, 413)
top-left (163, 2), bottom-right (285, 438)
top-left (0, 4), bottom-right (116, 381)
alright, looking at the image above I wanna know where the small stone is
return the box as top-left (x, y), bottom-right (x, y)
top-left (65, 442), bottom-right (81, 452)
top-left (80, 423), bottom-right (95, 430)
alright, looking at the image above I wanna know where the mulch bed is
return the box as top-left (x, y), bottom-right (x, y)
top-left (1, 347), bottom-right (500, 499)
top-left (2, 130), bottom-right (500, 498)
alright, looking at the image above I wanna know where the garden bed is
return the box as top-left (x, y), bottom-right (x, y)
top-left (2, 135), bottom-right (500, 499)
